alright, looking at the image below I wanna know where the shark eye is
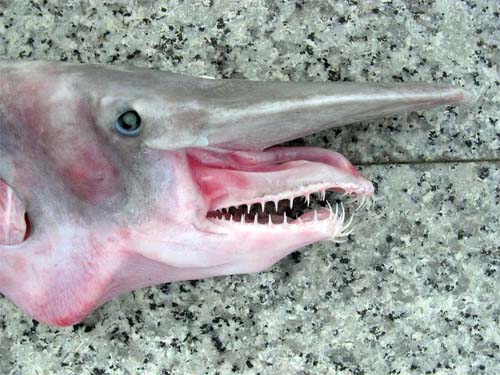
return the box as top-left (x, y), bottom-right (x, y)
top-left (115, 110), bottom-right (142, 137)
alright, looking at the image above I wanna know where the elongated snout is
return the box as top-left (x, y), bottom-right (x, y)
top-left (145, 79), bottom-right (471, 151)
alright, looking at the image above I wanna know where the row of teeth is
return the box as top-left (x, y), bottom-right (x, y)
top-left (209, 199), bottom-right (343, 222)
top-left (216, 189), bottom-right (329, 215)
top-left (207, 190), bottom-right (372, 225)
top-left (208, 200), bottom-right (358, 244)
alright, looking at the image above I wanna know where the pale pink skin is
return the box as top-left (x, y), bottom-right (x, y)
top-left (0, 61), bottom-right (469, 326)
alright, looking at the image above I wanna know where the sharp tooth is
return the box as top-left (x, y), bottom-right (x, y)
top-left (254, 214), bottom-right (258, 225)
top-left (283, 213), bottom-right (288, 224)
top-left (306, 194), bottom-right (310, 206)
top-left (247, 204), bottom-right (251, 214)
top-left (274, 200), bottom-right (278, 212)
top-left (355, 198), bottom-right (362, 211)
top-left (343, 227), bottom-right (355, 237)
top-left (321, 189), bottom-right (326, 201)
top-left (268, 214), bottom-right (272, 226)
top-left (343, 214), bottom-right (355, 232)
top-left (326, 201), bottom-right (333, 219)
top-left (290, 198), bottom-right (294, 209)
top-left (229, 214), bottom-right (234, 222)
top-left (241, 214), bottom-right (246, 224)
top-left (356, 196), bottom-right (365, 211)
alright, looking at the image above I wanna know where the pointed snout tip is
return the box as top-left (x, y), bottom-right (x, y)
top-left (448, 86), bottom-right (478, 106)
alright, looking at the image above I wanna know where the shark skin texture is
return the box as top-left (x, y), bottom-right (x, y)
top-left (0, 60), bottom-right (469, 326)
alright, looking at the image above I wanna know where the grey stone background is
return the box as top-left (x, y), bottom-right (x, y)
top-left (0, 0), bottom-right (499, 374)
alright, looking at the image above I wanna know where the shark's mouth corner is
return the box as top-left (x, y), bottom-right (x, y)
top-left (186, 146), bottom-right (374, 242)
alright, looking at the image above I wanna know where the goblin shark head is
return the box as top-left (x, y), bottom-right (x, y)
top-left (0, 60), bottom-right (468, 326)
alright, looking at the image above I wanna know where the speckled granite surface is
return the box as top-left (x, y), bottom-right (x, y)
top-left (0, 1), bottom-right (499, 374)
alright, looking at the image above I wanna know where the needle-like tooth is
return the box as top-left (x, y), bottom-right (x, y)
top-left (229, 214), bottom-right (233, 223)
top-left (343, 214), bottom-right (355, 232)
top-left (290, 198), bottom-right (294, 210)
top-left (342, 226), bottom-right (355, 237)
top-left (360, 197), bottom-right (366, 211)
top-left (334, 203), bottom-right (339, 222)
top-left (283, 213), bottom-right (288, 224)
top-left (355, 198), bottom-right (361, 211)
top-left (321, 189), bottom-right (326, 201)
top-left (326, 201), bottom-right (333, 219)
top-left (306, 194), bottom-right (310, 206)
top-left (340, 202), bottom-right (345, 224)
top-left (247, 204), bottom-right (251, 215)
top-left (274, 200), bottom-right (278, 212)
top-left (268, 214), bottom-right (272, 226)
top-left (254, 214), bottom-right (258, 225)
top-left (357, 196), bottom-right (366, 211)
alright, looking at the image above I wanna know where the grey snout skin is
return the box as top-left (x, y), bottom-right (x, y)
top-left (145, 77), bottom-right (471, 151)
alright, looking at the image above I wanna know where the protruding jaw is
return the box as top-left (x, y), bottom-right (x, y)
top-left (193, 146), bottom-right (374, 274)
top-left (131, 145), bottom-right (374, 276)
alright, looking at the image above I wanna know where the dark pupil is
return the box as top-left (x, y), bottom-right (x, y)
top-left (121, 112), bottom-right (139, 130)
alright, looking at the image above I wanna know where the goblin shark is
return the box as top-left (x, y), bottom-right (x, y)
top-left (0, 60), bottom-right (469, 326)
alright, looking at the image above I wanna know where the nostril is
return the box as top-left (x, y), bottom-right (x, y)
top-left (23, 212), bottom-right (31, 241)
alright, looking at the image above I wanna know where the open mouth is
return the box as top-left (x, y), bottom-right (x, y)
top-left (187, 146), bottom-right (374, 241)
